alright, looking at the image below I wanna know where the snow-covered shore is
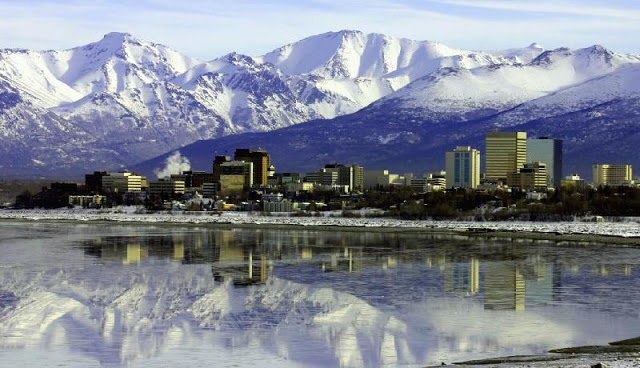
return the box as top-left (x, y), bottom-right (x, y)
top-left (2, 208), bottom-right (640, 240)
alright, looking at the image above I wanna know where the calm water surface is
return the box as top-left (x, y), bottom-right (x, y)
top-left (1, 220), bottom-right (640, 367)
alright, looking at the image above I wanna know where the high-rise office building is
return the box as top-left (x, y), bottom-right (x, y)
top-left (527, 137), bottom-right (563, 188)
top-left (219, 161), bottom-right (253, 195)
top-left (234, 149), bottom-right (270, 186)
top-left (213, 155), bottom-right (231, 182)
top-left (485, 131), bottom-right (527, 183)
top-left (445, 146), bottom-right (481, 189)
top-left (592, 164), bottom-right (633, 186)
top-left (85, 171), bottom-right (109, 193)
top-left (323, 163), bottom-right (365, 192)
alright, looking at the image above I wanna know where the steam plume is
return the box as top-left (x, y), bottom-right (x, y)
top-left (153, 151), bottom-right (191, 178)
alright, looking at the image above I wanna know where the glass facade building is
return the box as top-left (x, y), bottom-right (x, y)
top-left (445, 146), bottom-right (481, 189)
top-left (527, 137), bottom-right (563, 188)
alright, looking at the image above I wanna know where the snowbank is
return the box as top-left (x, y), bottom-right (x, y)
top-left (1, 208), bottom-right (640, 239)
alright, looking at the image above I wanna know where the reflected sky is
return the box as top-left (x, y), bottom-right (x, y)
top-left (1, 221), bottom-right (640, 367)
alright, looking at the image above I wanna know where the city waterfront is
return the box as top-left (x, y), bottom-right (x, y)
top-left (1, 221), bottom-right (640, 367)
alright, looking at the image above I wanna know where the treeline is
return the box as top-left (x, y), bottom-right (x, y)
top-left (359, 186), bottom-right (640, 220)
top-left (9, 179), bottom-right (640, 220)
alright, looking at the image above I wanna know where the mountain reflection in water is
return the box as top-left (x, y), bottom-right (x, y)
top-left (1, 221), bottom-right (639, 367)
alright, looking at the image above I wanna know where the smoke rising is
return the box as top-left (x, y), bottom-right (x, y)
top-left (153, 151), bottom-right (191, 178)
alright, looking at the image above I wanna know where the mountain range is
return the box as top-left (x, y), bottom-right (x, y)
top-left (1, 30), bottom-right (639, 179)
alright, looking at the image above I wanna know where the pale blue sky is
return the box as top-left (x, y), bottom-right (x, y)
top-left (1, 0), bottom-right (639, 59)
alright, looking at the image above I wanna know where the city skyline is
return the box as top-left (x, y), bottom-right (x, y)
top-left (2, 1), bottom-right (640, 59)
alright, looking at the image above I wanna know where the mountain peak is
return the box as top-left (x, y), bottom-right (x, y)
top-left (326, 29), bottom-right (364, 38)
top-left (584, 44), bottom-right (613, 56)
top-left (100, 32), bottom-right (137, 44)
top-left (528, 42), bottom-right (543, 50)
top-left (530, 47), bottom-right (572, 65)
top-left (218, 52), bottom-right (257, 66)
top-left (77, 32), bottom-right (142, 56)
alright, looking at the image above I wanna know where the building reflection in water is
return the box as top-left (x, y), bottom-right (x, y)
top-left (79, 232), bottom-right (217, 265)
top-left (211, 230), bottom-right (270, 287)
top-left (484, 262), bottom-right (526, 310)
top-left (124, 242), bottom-right (145, 264)
top-left (78, 229), bottom-right (637, 310)
top-left (444, 257), bottom-right (480, 295)
top-left (439, 246), bottom-right (564, 311)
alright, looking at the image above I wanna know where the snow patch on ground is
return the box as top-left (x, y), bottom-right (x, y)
top-left (1, 208), bottom-right (639, 239)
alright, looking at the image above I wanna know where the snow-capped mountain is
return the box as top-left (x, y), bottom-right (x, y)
top-left (135, 44), bottom-right (640, 179)
top-left (2, 30), bottom-right (522, 177)
top-left (1, 30), bottom-right (640, 178)
top-left (258, 30), bottom-right (527, 118)
top-left (0, 32), bottom-right (199, 109)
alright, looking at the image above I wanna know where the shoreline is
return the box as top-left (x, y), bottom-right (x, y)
top-left (1, 208), bottom-right (640, 246)
top-left (447, 336), bottom-right (640, 367)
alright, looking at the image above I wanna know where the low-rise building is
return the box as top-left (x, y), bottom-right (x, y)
top-left (102, 172), bottom-right (144, 193)
top-left (363, 170), bottom-right (403, 189)
top-left (85, 171), bottom-right (109, 193)
top-left (268, 172), bottom-right (302, 187)
top-left (285, 182), bottom-right (315, 193)
top-left (68, 195), bottom-right (106, 207)
top-left (261, 193), bottom-right (283, 202)
top-left (202, 182), bottom-right (219, 198)
top-left (171, 170), bottom-right (213, 190)
top-left (508, 162), bottom-right (548, 191)
top-left (561, 174), bottom-right (586, 188)
top-left (263, 199), bottom-right (298, 213)
top-left (593, 164), bottom-right (633, 186)
top-left (149, 178), bottom-right (186, 199)
top-left (304, 169), bottom-right (338, 186)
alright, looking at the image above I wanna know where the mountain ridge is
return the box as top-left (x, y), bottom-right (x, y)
top-left (1, 30), bottom-right (638, 179)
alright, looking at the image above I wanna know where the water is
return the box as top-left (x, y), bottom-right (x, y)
top-left (1, 220), bottom-right (640, 367)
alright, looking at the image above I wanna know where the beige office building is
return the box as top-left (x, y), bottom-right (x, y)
top-left (149, 178), bottom-right (186, 198)
top-left (508, 162), bottom-right (548, 190)
top-left (234, 149), bottom-right (270, 186)
top-left (592, 164), bottom-right (633, 186)
top-left (485, 131), bottom-right (527, 183)
top-left (102, 172), bottom-right (144, 193)
top-left (219, 161), bottom-right (253, 195)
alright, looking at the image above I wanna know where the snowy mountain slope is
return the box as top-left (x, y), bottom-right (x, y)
top-left (260, 30), bottom-right (514, 80)
top-left (42, 52), bottom-right (319, 172)
top-left (0, 34), bottom-right (319, 176)
top-left (386, 45), bottom-right (640, 115)
top-left (2, 30), bottom-right (640, 178)
top-left (0, 32), bottom-right (199, 109)
top-left (490, 63), bottom-right (640, 128)
top-left (135, 47), bottom-right (640, 180)
top-left (259, 30), bottom-right (531, 118)
top-left (172, 52), bottom-right (319, 132)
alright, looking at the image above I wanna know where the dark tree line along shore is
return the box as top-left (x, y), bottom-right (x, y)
top-left (380, 186), bottom-right (640, 220)
top-left (8, 179), bottom-right (640, 221)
